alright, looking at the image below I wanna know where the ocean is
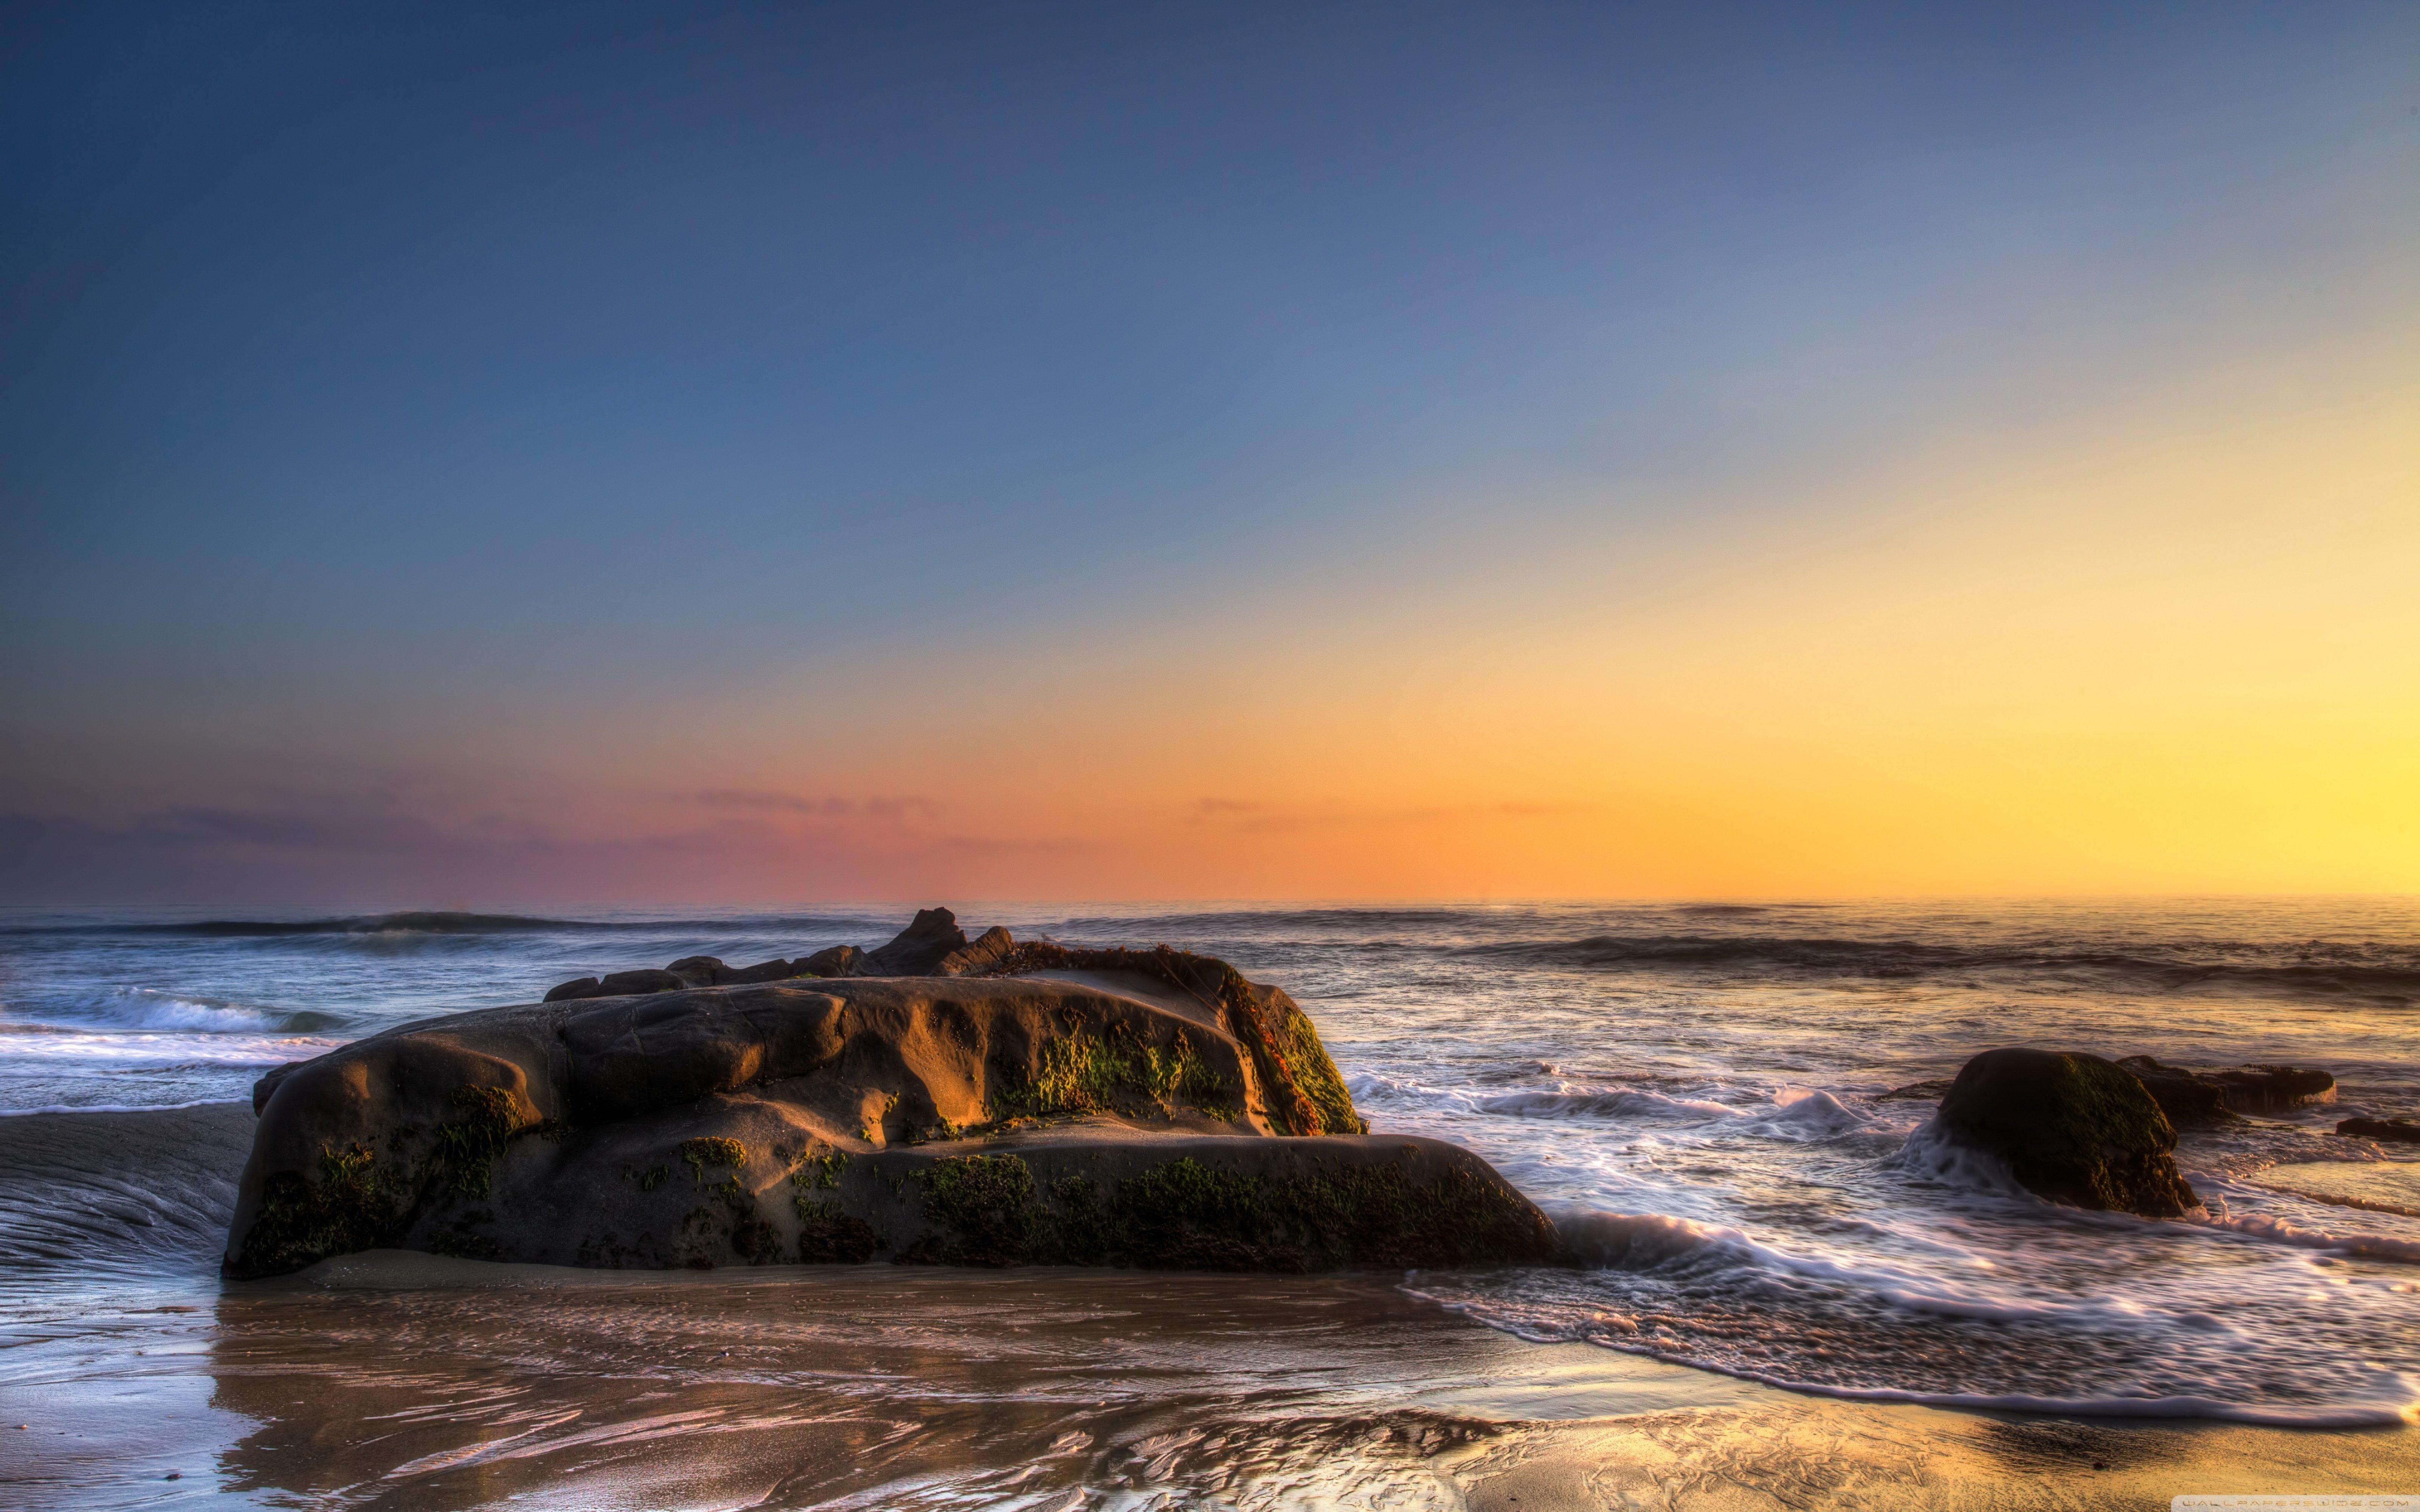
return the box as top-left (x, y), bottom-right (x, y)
top-left (2, 899), bottom-right (2416, 1508)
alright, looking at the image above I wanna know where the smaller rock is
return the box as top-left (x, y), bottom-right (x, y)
top-left (2116, 1056), bottom-right (2233, 1125)
top-left (597, 968), bottom-right (685, 996)
top-left (864, 907), bottom-right (969, 975)
top-left (2118, 1057), bottom-right (2335, 1120)
top-left (794, 945), bottom-right (865, 978)
top-left (1936, 1048), bottom-right (2198, 1218)
top-left (720, 957), bottom-right (796, 984)
top-left (934, 926), bottom-right (1016, 977)
top-left (543, 976), bottom-right (605, 1004)
top-left (2206, 1065), bottom-right (2335, 1115)
top-left (666, 956), bottom-right (727, 988)
top-left (2337, 1117), bottom-right (2420, 1144)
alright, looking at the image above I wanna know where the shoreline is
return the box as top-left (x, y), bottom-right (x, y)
top-left (3, 1103), bottom-right (2415, 1509)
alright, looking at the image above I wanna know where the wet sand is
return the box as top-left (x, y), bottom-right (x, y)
top-left (3, 1106), bottom-right (2415, 1509)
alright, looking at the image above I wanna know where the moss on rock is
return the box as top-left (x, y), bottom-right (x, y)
top-left (679, 1136), bottom-right (749, 1184)
top-left (795, 1202), bottom-right (880, 1263)
top-left (980, 942), bottom-right (1364, 1136)
top-left (899, 1150), bottom-right (1556, 1272)
top-left (987, 1022), bottom-right (1235, 1126)
top-left (233, 1142), bottom-right (393, 1278)
top-left (230, 1082), bottom-right (549, 1277)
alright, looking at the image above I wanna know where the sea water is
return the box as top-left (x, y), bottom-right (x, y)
top-left (1, 899), bottom-right (2415, 1457)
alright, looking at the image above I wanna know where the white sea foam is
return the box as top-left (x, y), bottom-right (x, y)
top-left (1550, 1208), bottom-right (1744, 1269)
top-left (0, 1023), bottom-right (341, 1067)
top-left (2196, 1208), bottom-right (2420, 1266)
top-left (1477, 1087), bottom-right (1739, 1121)
top-left (1736, 1086), bottom-right (1868, 1139)
top-left (0, 1097), bottom-right (248, 1117)
top-left (4, 987), bottom-right (292, 1033)
top-left (1882, 1117), bottom-right (2033, 1196)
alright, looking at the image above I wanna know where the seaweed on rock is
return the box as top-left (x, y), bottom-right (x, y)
top-left (898, 1151), bottom-right (1556, 1272)
top-left (229, 1083), bottom-right (551, 1277)
top-left (981, 942), bottom-right (1364, 1136)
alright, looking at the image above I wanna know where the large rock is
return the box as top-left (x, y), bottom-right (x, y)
top-left (227, 923), bottom-right (1554, 1278)
top-left (1934, 1048), bottom-right (2199, 1218)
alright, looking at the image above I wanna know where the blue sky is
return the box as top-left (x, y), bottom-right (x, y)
top-left (4, 3), bottom-right (2415, 904)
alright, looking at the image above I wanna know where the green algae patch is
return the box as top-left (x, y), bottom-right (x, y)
top-left (896, 1150), bottom-right (1556, 1272)
top-left (791, 1150), bottom-right (849, 1191)
top-left (436, 1086), bottom-right (526, 1199)
top-left (982, 942), bottom-right (1364, 1136)
top-left (987, 1022), bottom-right (1236, 1128)
top-left (232, 1141), bottom-right (393, 1278)
top-left (908, 1153), bottom-right (1041, 1266)
top-left (788, 1124), bottom-right (878, 1262)
top-left (680, 1137), bottom-right (748, 1185)
top-left (229, 1082), bottom-right (554, 1278)
top-left (796, 1202), bottom-right (880, 1263)
top-left (1117, 1155), bottom-right (1557, 1271)
top-left (1269, 1008), bottom-right (1358, 1139)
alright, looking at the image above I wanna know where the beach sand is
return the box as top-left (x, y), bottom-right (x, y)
top-left (2, 1105), bottom-right (2413, 1510)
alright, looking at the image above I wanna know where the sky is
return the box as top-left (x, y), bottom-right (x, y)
top-left (2, 2), bottom-right (2415, 907)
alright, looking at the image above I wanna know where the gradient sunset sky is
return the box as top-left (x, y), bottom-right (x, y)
top-left (4, 3), bottom-right (2415, 906)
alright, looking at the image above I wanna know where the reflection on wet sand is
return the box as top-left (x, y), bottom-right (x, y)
top-left (202, 1258), bottom-right (1687, 1509)
top-left (180, 1256), bottom-right (2419, 1510)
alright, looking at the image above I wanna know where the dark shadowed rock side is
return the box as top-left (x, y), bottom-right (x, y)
top-left (1934, 1048), bottom-right (2200, 1219)
top-left (2338, 1117), bottom-right (2420, 1144)
top-left (227, 910), bottom-right (1556, 1278)
top-left (2116, 1055), bottom-right (2336, 1123)
top-left (1885, 1056), bottom-right (2338, 1125)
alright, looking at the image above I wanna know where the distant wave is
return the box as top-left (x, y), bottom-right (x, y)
top-left (1452, 933), bottom-right (2420, 1003)
top-left (152, 910), bottom-right (605, 936)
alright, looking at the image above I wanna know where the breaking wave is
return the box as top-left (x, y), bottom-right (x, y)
top-left (1453, 933), bottom-right (2420, 1003)
top-left (1477, 1087), bottom-right (1741, 1121)
top-left (1, 988), bottom-right (336, 1035)
top-left (2196, 1209), bottom-right (2420, 1266)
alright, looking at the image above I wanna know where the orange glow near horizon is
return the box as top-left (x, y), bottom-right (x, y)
top-left (489, 362), bottom-right (2417, 905)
